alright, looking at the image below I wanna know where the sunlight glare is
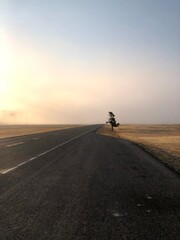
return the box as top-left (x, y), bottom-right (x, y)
top-left (0, 29), bottom-right (11, 93)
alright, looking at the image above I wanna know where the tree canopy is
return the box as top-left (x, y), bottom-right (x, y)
top-left (107, 112), bottom-right (119, 131)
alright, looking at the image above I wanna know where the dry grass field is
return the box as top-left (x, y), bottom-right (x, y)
top-left (0, 125), bottom-right (81, 139)
top-left (98, 124), bottom-right (180, 174)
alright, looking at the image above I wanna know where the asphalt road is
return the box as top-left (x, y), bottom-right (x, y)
top-left (0, 125), bottom-right (179, 240)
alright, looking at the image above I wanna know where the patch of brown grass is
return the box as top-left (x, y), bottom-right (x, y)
top-left (0, 125), bottom-right (81, 139)
top-left (98, 124), bottom-right (180, 173)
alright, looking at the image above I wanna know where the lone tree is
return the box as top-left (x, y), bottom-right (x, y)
top-left (107, 112), bottom-right (119, 131)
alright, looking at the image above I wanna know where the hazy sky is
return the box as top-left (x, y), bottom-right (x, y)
top-left (0, 0), bottom-right (180, 124)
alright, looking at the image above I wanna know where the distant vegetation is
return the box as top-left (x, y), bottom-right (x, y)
top-left (98, 124), bottom-right (180, 174)
top-left (107, 112), bottom-right (119, 131)
top-left (0, 125), bottom-right (81, 139)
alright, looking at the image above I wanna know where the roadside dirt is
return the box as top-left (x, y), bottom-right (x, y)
top-left (98, 124), bottom-right (180, 174)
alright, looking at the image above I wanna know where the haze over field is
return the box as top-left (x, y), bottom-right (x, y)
top-left (0, 0), bottom-right (180, 124)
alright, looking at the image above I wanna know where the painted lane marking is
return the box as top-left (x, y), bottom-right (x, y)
top-left (1, 127), bottom-right (98, 175)
top-left (6, 142), bottom-right (25, 147)
top-left (1, 166), bottom-right (18, 174)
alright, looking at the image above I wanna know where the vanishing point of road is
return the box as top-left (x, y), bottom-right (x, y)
top-left (0, 125), bottom-right (179, 240)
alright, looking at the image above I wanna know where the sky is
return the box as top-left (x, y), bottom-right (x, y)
top-left (0, 0), bottom-right (180, 124)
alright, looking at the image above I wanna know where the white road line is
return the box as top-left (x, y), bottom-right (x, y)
top-left (6, 142), bottom-right (25, 147)
top-left (1, 166), bottom-right (18, 174)
top-left (1, 127), bottom-right (97, 175)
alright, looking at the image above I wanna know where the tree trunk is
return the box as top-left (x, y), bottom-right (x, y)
top-left (111, 125), bottom-right (113, 131)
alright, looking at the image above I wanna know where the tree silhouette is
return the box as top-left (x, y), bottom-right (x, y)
top-left (107, 112), bottom-right (119, 131)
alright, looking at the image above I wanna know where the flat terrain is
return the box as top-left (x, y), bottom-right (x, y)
top-left (0, 124), bottom-right (81, 139)
top-left (98, 124), bottom-right (180, 173)
top-left (0, 125), bottom-right (179, 240)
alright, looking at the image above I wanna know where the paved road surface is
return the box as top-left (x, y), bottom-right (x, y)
top-left (0, 125), bottom-right (179, 239)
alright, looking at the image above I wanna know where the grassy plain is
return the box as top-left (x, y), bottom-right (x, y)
top-left (98, 124), bottom-right (180, 173)
top-left (0, 125), bottom-right (81, 139)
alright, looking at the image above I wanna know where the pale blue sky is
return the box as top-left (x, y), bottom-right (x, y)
top-left (0, 0), bottom-right (180, 123)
